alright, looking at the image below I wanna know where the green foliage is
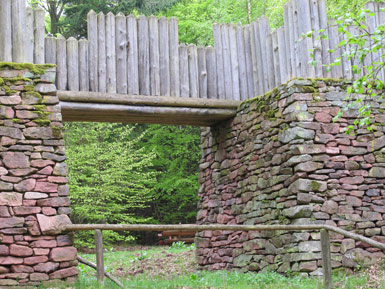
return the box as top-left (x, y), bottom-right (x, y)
top-left (309, 1), bottom-right (385, 133)
top-left (162, 0), bottom-right (289, 46)
top-left (61, 0), bottom-right (181, 37)
top-left (64, 122), bottom-right (157, 248)
top-left (139, 125), bottom-right (200, 224)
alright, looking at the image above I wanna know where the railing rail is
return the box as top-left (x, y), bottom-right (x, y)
top-left (63, 223), bottom-right (385, 289)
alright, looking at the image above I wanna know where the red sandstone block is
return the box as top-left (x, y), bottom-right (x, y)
top-left (13, 206), bottom-right (42, 216)
top-left (57, 235), bottom-right (73, 247)
top-left (47, 176), bottom-right (68, 184)
top-left (10, 265), bottom-right (34, 273)
top-left (37, 197), bottom-right (70, 207)
top-left (30, 272), bottom-right (49, 281)
top-left (34, 182), bottom-right (58, 193)
top-left (9, 244), bottom-right (33, 257)
top-left (0, 245), bottom-right (9, 256)
top-left (23, 200), bottom-right (37, 206)
top-left (0, 256), bottom-right (23, 265)
top-left (42, 207), bottom-right (56, 215)
top-left (50, 247), bottom-right (77, 262)
top-left (1, 235), bottom-right (13, 244)
top-left (23, 255), bottom-right (48, 265)
top-left (38, 166), bottom-right (53, 175)
top-left (30, 160), bottom-right (55, 168)
top-left (34, 262), bottom-right (59, 273)
top-left (33, 248), bottom-right (50, 256)
top-left (31, 240), bottom-right (57, 248)
top-left (49, 266), bottom-right (78, 279)
top-left (4, 272), bottom-right (28, 279)
top-left (24, 235), bottom-right (55, 241)
top-left (0, 265), bottom-right (9, 273)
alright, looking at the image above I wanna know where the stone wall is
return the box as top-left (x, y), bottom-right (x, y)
top-left (0, 63), bottom-right (78, 286)
top-left (197, 78), bottom-right (385, 275)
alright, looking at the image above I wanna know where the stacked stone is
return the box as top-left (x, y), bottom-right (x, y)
top-left (0, 64), bottom-right (77, 286)
top-left (197, 78), bottom-right (385, 275)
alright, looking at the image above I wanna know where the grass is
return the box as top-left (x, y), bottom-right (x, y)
top-left (39, 244), bottom-right (385, 289)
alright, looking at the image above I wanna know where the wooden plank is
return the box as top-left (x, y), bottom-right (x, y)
top-left (127, 15), bottom-right (139, 95)
top-left (366, 2), bottom-right (379, 81)
top-left (309, 0), bottom-right (323, 77)
top-left (292, 0), bottom-right (301, 77)
top-left (45, 35), bottom-right (56, 64)
top-left (297, 0), bottom-right (315, 78)
top-left (34, 8), bottom-right (45, 64)
top-left (320, 229), bottom-right (333, 289)
top-left (11, 0), bottom-right (26, 62)
top-left (253, 21), bottom-right (264, 95)
top-left (25, 6), bottom-right (34, 63)
top-left (283, 3), bottom-right (292, 80)
top-left (79, 38), bottom-right (89, 91)
top-left (0, 0), bottom-right (12, 61)
top-left (221, 24), bottom-right (233, 100)
top-left (318, 0), bottom-right (331, 78)
top-left (328, 20), bottom-right (343, 78)
top-left (179, 44), bottom-right (189, 98)
top-left (272, 30), bottom-right (280, 87)
top-left (159, 17), bottom-right (170, 96)
top-left (97, 12), bottom-right (106, 93)
top-left (57, 90), bottom-right (241, 109)
top-left (277, 27), bottom-right (288, 83)
top-left (237, 24), bottom-right (248, 101)
top-left (213, 24), bottom-right (225, 99)
top-left (67, 37), bottom-right (79, 91)
top-left (149, 16), bottom-right (160, 96)
top-left (244, 25), bottom-right (255, 99)
top-left (87, 10), bottom-right (98, 92)
top-left (95, 230), bottom-right (105, 286)
top-left (229, 24), bottom-right (240, 100)
top-left (249, 24), bottom-right (259, 96)
top-left (258, 17), bottom-right (270, 93)
top-left (138, 15), bottom-right (150, 95)
top-left (106, 12), bottom-right (116, 93)
top-left (287, 1), bottom-right (297, 78)
top-left (363, 3), bottom-right (375, 78)
top-left (377, 3), bottom-right (385, 81)
top-left (188, 44), bottom-right (199, 98)
top-left (169, 17), bottom-right (180, 97)
top-left (198, 47), bottom-right (207, 99)
top-left (116, 12), bottom-right (128, 94)
top-left (265, 33), bottom-right (275, 90)
top-left (56, 35), bottom-right (67, 90)
top-left (206, 46), bottom-right (218, 99)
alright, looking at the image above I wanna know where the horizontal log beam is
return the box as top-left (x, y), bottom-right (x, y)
top-left (57, 90), bottom-right (241, 109)
top-left (62, 224), bottom-right (326, 232)
top-left (60, 102), bottom-right (236, 126)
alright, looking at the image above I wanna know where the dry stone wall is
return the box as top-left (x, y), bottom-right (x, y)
top-left (0, 64), bottom-right (77, 286)
top-left (197, 78), bottom-right (385, 275)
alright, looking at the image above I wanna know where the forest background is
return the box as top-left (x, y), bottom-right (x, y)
top-left (29, 0), bottom-right (385, 248)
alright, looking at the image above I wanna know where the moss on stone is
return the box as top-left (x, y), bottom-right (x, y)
top-left (32, 105), bottom-right (51, 127)
top-left (52, 125), bottom-right (62, 138)
top-left (4, 76), bottom-right (32, 83)
top-left (23, 85), bottom-right (35, 91)
top-left (12, 118), bottom-right (21, 123)
top-left (0, 77), bottom-right (3, 86)
top-left (0, 62), bottom-right (55, 75)
top-left (3, 85), bottom-right (17, 95)
top-left (311, 181), bottom-right (322, 191)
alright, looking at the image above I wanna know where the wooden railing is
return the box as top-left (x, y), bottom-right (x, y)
top-left (63, 223), bottom-right (385, 289)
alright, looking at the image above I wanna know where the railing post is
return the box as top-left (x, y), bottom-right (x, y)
top-left (95, 229), bottom-right (105, 285)
top-left (320, 229), bottom-right (332, 289)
